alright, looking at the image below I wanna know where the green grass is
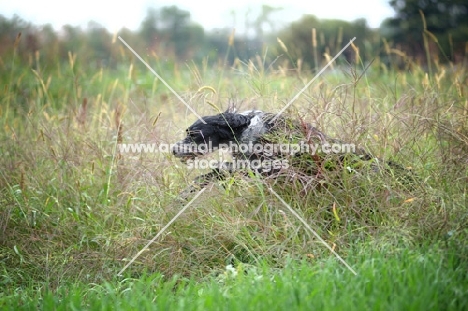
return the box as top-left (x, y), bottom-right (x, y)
top-left (2, 243), bottom-right (467, 310)
top-left (0, 37), bottom-right (467, 309)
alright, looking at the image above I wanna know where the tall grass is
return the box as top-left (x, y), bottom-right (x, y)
top-left (0, 32), bottom-right (467, 308)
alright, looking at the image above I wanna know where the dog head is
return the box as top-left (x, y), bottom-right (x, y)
top-left (172, 112), bottom-right (253, 161)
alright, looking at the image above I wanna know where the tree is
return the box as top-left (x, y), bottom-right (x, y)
top-left (139, 8), bottom-right (160, 44)
top-left (0, 15), bottom-right (30, 55)
top-left (139, 6), bottom-right (204, 60)
top-left (160, 6), bottom-right (204, 59)
top-left (251, 5), bottom-right (282, 38)
top-left (383, 0), bottom-right (468, 62)
top-left (276, 15), bottom-right (371, 70)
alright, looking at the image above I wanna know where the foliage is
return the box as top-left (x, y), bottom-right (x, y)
top-left (1, 2), bottom-right (467, 72)
top-left (276, 16), bottom-right (372, 70)
top-left (0, 5), bottom-right (467, 309)
top-left (2, 245), bottom-right (467, 310)
top-left (382, 0), bottom-right (468, 63)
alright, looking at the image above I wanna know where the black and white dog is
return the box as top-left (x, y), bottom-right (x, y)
top-left (172, 108), bottom-right (379, 196)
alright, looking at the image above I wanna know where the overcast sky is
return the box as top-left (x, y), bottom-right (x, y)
top-left (1, 0), bottom-right (395, 32)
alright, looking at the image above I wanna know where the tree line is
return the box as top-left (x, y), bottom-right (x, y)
top-left (0, 1), bottom-right (466, 71)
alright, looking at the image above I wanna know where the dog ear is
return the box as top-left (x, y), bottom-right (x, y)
top-left (208, 113), bottom-right (251, 141)
top-left (213, 113), bottom-right (251, 129)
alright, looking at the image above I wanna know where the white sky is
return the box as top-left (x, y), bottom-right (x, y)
top-left (1, 0), bottom-right (395, 32)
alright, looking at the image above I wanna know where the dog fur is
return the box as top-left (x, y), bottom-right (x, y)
top-left (172, 107), bottom-right (388, 198)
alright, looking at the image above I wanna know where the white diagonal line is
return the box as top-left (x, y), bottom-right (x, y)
top-left (117, 187), bottom-right (206, 276)
top-left (270, 37), bottom-right (356, 124)
top-left (268, 187), bottom-right (358, 275)
top-left (118, 36), bottom-right (206, 124)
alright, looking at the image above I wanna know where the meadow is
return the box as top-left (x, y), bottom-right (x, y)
top-left (0, 35), bottom-right (467, 309)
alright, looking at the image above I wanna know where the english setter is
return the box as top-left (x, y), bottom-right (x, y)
top-left (172, 108), bottom-right (383, 197)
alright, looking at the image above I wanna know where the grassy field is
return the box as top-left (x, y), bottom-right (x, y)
top-left (3, 245), bottom-right (467, 310)
top-left (0, 39), bottom-right (467, 309)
